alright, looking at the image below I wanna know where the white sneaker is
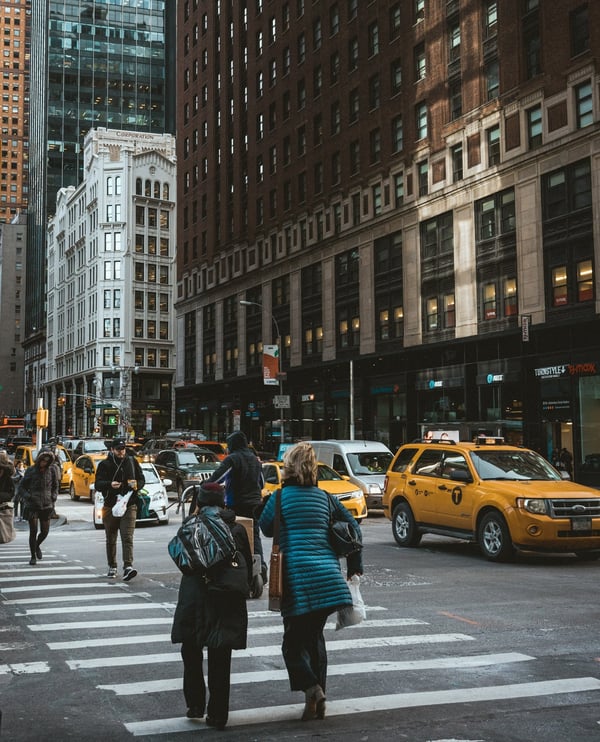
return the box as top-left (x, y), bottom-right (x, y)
top-left (107, 567), bottom-right (117, 578)
top-left (123, 566), bottom-right (137, 582)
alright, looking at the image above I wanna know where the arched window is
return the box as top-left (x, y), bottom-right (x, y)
top-left (135, 178), bottom-right (142, 195)
top-left (154, 181), bottom-right (160, 198)
top-left (163, 183), bottom-right (170, 200)
top-left (145, 180), bottom-right (151, 197)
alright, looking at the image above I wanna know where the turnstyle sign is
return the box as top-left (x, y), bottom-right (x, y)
top-left (273, 395), bottom-right (291, 409)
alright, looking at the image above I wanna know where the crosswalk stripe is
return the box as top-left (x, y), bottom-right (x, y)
top-left (0, 573), bottom-right (98, 583)
top-left (0, 661), bottom-right (51, 675)
top-left (17, 592), bottom-right (166, 626)
top-left (99, 652), bottom-right (535, 695)
top-left (66, 633), bottom-right (474, 669)
top-left (4, 592), bottom-right (151, 605)
top-left (45, 617), bottom-right (427, 649)
top-left (0, 560), bottom-right (66, 567)
top-left (0, 567), bottom-right (88, 579)
top-left (124, 677), bottom-right (600, 736)
top-left (30, 617), bottom-right (174, 631)
top-left (1, 582), bottom-right (124, 593)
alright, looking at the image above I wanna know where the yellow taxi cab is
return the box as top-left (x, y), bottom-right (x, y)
top-left (68, 453), bottom-right (107, 501)
top-left (383, 436), bottom-right (600, 561)
top-left (262, 460), bottom-right (368, 521)
top-left (14, 444), bottom-right (73, 493)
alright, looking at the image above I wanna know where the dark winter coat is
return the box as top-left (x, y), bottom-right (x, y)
top-left (94, 452), bottom-right (146, 510)
top-left (259, 483), bottom-right (363, 619)
top-left (171, 507), bottom-right (252, 649)
top-left (207, 431), bottom-right (263, 511)
top-left (0, 458), bottom-right (15, 504)
top-left (19, 457), bottom-right (59, 513)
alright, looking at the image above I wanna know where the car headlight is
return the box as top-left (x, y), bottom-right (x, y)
top-left (516, 497), bottom-right (548, 515)
top-left (368, 483), bottom-right (382, 494)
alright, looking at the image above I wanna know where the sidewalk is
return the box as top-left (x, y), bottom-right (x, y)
top-left (14, 498), bottom-right (91, 530)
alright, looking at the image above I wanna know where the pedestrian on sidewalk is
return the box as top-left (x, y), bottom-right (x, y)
top-left (259, 441), bottom-right (363, 721)
top-left (18, 451), bottom-right (59, 565)
top-left (12, 460), bottom-right (25, 520)
top-left (0, 452), bottom-right (15, 530)
top-left (95, 437), bottom-right (145, 581)
top-left (171, 481), bottom-right (252, 730)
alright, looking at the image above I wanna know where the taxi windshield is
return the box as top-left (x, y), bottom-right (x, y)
top-left (347, 452), bottom-right (393, 475)
top-left (470, 450), bottom-right (561, 481)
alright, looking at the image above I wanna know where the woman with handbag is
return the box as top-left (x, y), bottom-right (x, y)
top-left (18, 450), bottom-right (59, 564)
top-left (259, 442), bottom-right (363, 721)
top-left (171, 481), bottom-right (252, 730)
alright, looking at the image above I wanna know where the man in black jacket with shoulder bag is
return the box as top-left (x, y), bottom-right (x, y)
top-left (95, 437), bottom-right (145, 581)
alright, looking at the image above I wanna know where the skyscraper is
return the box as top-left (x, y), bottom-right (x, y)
top-left (25, 0), bottom-right (175, 420)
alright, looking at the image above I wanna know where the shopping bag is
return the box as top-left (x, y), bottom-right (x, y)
top-left (111, 492), bottom-right (132, 517)
top-left (0, 504), bottom-right (15, 544)
top-left (336, 574), bottom-right (366, 629)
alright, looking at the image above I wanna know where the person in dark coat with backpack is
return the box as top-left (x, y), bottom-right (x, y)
top-left (171, 481), bottom-right (252, 730)
top-left (207, 430), bottom-right (266, 580)
top-left (18, 451), bottom-right (59, 565)
top-left (259, 441), bottom-right (363, 722)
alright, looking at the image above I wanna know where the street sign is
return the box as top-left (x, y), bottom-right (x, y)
top-left (273, 394), bottom-right (291, 409)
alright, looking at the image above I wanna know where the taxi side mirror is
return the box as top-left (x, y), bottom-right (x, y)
top-left (449, 469), bottom-right (473, 484)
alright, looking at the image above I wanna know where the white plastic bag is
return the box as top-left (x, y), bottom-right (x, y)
top-left (111, 492), bottom-right (132, 518)
top-left (336, 574), bottom-right (366, 630)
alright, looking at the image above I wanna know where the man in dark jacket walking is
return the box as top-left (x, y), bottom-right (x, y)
top-left (95, 437), bottom-right (145, 581)
top-left (207, 431), bottom-right (266, 580)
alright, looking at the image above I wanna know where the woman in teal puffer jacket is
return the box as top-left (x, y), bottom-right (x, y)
top-left (259, 442), bottom-right (363, 721)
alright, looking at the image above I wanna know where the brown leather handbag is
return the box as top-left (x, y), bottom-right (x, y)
top-left (268, 489), bottom-right (284, 611)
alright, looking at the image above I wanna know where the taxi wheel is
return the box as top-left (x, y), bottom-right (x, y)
top-left (392, 502), bottom-right (421, 547)
top-left (69, 482), bottom-right (80, 501)
top-left (477, 511), bottom-right (514, 562)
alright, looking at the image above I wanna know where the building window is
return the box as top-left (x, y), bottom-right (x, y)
top-left (349, 88), bottom-right (359, 123)
top-left (577, 260), bottom-right (594, 302)
top-left (552, 266), bottom-right (568, 306)
top-left (392, 116), bottom-right (403, 153)
top-left (483, 283), bottom-right (497, 319)
top-left (426, 297), bottom-right (438, 331)
top-left (451, 143), bottom-right (463, 182)
top-left (348, 37), bottom-right (359, 71)
top-left (390, 4), bottom-right (401, 38)
top-left (391, 59), bottom-right (402, 93)
top-left (369, 75), bottom-right (380, 110)
top-left (394, 173), bottom-right (404, 207)
top-left (369, 129), bottom-right (381, 164)
top-left (542, 159), bottom-right (591, 219)
top-left (570, 5), bottom-right (589, 57)
top-left (350, 140), bottom-right (360, 174)
top-left (524, 26), bottom-right (541, 78)
top-left (504, 278), bottom-right (518, 316)
top-left (449, 78), bottom-right (462, 120)
top-left (485, 0), bottom-right (498, 38)
top-left (414, 42), bottom-right (426, 81)
top-left (448, 22), bottom-right (460, 61)
top-left (416, 102), bottom-right (427, 139)
top-left (527, 105), bottom-right (542, 149)
top-left (372, 184), bottom-right (382, 215)
top-left (330, 51), bottom-right (340, 83)
top-left (487, 125), bottom-right (500, 166)
top-left (575, 81), bottom-right (593, 129)
top-left (418, 160), bottom-right (428, 196)
top-left (476, 188), bottom-right (516, 240)
top-left (415, 0), bottom-right (425, 23)
top-left (486, 59), bottom-right (499, 100)
top-left (368, 22), bottom-right (379, 56)
top-left (443, 293), bottom-right (455, 329)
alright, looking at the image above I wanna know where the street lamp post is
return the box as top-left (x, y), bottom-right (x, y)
top-left (110, 365), bottom-right (140, 437)
top-left (240, 300), bottom-right (287, 445)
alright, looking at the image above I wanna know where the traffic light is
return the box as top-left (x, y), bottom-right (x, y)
top-left (36, 408), bottom-right (49, 428)
top-left (57, 395), bottom-right (66, 407)
top-left (85, 397), bottom-right (92, 409)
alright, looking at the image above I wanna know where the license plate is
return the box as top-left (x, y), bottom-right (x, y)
top-left (571, 517), bottom-right (592, 532)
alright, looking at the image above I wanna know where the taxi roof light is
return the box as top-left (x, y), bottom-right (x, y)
top-left (474, 435), bottom-right (505, 446)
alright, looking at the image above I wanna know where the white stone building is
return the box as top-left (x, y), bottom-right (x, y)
top-left (46, 128), bottom-right (177, 440)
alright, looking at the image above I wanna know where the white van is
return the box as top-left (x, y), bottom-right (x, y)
top-left (307, 440), bottom-right (394, 510)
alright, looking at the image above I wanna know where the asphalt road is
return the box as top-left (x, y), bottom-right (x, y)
top-left (0, 495), bottom-right (599, 741)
